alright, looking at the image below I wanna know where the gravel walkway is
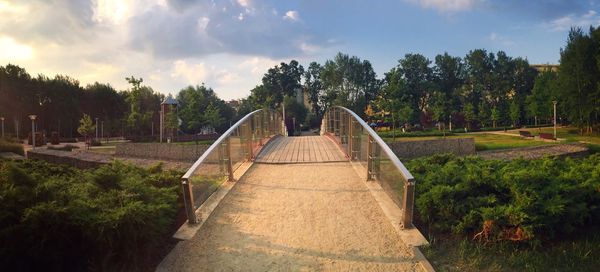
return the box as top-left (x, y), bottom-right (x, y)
top-left (158, 163), bottom-right (419, 272)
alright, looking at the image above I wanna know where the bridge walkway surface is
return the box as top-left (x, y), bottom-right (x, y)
top-left (157, 135), bottom-right (422, 271)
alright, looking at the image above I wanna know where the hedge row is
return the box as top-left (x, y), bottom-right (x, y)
top-left (406, 154), bottom-right (600, 244)
top-left (0, 159), bottom-right (182, 271)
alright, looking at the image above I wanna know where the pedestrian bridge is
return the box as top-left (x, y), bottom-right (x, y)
top-left (158, 107), bottom-right (430, 271)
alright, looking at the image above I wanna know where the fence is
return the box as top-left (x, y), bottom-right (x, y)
top-left (323, 106), bottom-right (416, 228)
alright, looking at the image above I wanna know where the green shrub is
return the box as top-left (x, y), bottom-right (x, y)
top-left (0, 139), bottom-right (24, 155)
top-left (0, 159), bottom-right (182, 271)
top-left (407, 154), bottom-right (600, 244)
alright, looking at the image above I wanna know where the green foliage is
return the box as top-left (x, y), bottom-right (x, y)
top-left (77, 113), bottom-right (95, 137)
top-left (0, 159), bottom-right (181, 271)
top-left (0, 139), bottom-right (24, 155)
top-left (407, 154), bottom-right (600, 243)
top-left (556, 27), bottom-right (600, 132)
top-left (321, 52), bottom-right (379, 116)
top-left (177, 84), bottom-right (234, 134)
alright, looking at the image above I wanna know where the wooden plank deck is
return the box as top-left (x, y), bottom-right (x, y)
top-left (255, 136), bottom-right (347, 163)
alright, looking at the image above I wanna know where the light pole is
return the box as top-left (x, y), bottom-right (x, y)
top-left (552, 100), bottom-right (557, 139)
top-left (449, 114), bottom-right (452, 131)
top-left (0, 117), bottom-right (4, 138)
top-left (159, 110), bottom-right (163, 143)
top-left (101, 121), bottom-right (104, 143)
top-left (95, 118), bottom-right (99, 141)
top-left (28, 115), bottom-right (37, 149)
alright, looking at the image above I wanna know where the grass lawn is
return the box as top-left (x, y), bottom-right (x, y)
top-left (88, 146), bottom-right (116, 155)
top-left (174, 140), bottom-right (215, 145)
top-left (422, 230), bottom-right (600, 272)
top-left (382, 133), bottom-right (557, 151)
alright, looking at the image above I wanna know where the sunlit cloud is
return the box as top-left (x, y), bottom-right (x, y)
top-left (0, 36), bottom-right (33, 61)
top-left (543, 10), bottom-right (600, 31)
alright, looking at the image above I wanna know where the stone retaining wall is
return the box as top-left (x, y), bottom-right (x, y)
top-left (115, 143), bottom-right (210, 162)
top-left (389, 138), bottom-right (476, 159)
top-left (27, 149), bottom-right (109, 169)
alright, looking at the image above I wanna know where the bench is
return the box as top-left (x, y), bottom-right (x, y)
top-left (519, 130), bottom-right (534, 138)
top-left (539, 133), bottom-right (556, 140)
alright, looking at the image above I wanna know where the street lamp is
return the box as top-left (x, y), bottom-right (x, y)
top-left (95, 118), bottom-right (99, 141)
top-left (552, 100), bottom-right (557, 139)
top-left (28, 115), bottom-right (37, 149)
top-left (0, 117), bottom-right (4, 138)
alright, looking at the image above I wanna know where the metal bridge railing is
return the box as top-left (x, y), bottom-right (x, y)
top-left (181, 109), bottom-right (284, 224)
top-left (323, 106), bottom-right (416, 228)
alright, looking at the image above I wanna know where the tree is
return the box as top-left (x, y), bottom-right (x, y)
top-left (77, 114), bottom-right (95, 147)
top-left (303, 62), bottom-right (323, 116)
top-left (557, 27), bottom-right (600, 133)
top-left (491, 107), bottom-right (499, 128)
top-left (398, 53), bottom-right (433, 115)
top-left (321, 52), bottom-right (379, 115)
top-left (526, 71), bottom-right (558, 125)
top-left (509, 100), bottom-right (520, 127)
top-left (463, 103), bottom-right (475, 130)
top-left (260, 60), bottom-right (305, 109)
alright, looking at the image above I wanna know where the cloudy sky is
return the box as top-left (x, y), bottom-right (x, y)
top-left (1, 0), bottom-right (599, 100)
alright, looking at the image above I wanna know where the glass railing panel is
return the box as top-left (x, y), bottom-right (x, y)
top-left (188, 141), bottom-right (228, 210)
top-left (375, 148), bottom-right (406, 209)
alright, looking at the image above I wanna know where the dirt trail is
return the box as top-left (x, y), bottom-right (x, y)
top-left (158, 163), bottom-right (419, 271)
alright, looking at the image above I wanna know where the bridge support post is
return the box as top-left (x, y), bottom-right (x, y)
top-left (402, 178), bottom-right (415, 228)
top-left (181, 178), bottom-right (198, 224)
top-left (226, 137), bottom-right (234, 181)
top-left (348, 115), bottom-right (353, 159)
top-left (367, 134), bottom-right (374, 181)
top-left (246, 121), bottom-right (254, 160)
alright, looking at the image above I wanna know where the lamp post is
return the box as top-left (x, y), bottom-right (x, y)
top-left (101, 121), bottom-right (104, 143)
top-left (449, 114), bottom-right (452, 131)
top-left (95, 118), bottom-right (99, 142)
top-left (552, 100), bottom-right (557, 139)
top-left (28, 115), bottom-right (37, 149)
top-left (0, 117), bottom-right (4, 138)
top-left (159, 110), bottom-right (163, 143)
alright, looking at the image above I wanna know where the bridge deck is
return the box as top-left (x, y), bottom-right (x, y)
top-left (255, 135), bottom-right (347, 163)
top-left (158, 136), bottom-right (419, 271)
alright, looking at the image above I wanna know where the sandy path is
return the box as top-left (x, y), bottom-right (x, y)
top-left (158, 163), bottom-right (418, 272)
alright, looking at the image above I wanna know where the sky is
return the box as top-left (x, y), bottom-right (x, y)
top-left (1, 0), bottom-right (599, 100)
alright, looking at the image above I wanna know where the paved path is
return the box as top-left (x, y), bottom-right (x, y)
top-left (255, 135), bottom-right (346, 163)
top-left (158, 136), bottom-right (419, 271)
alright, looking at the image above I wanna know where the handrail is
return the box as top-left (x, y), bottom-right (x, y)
top-left (182, 109), bottom-right (262, 180)
top-left (336, 106), bottom-right (414, 183)
top-left (181, 108), bottom-right (282, 224)
top-left (323, 106), bottom-right (416, 228)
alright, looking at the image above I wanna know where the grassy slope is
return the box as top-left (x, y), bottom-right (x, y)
top-left (382, 133), bottom-right (557, 151)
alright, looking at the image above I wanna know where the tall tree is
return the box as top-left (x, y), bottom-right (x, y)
top-left (321, 52), bottom-right (379, 115)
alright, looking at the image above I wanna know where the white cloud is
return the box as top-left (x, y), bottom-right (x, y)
top-left (0, 36), bottom-right (33, 61)
top-left (197, 17), bottom-right (210, 31)
top-left (238, 13), bottom-right (244, 21)
top-left (544, 10), bottom-right (600, 31)
top-left (237, 0), bottom-right (249, 8)
top-left (405, 0), bottom-right (478, 12)
top-left (488, 32), bottom-right (515, 46)
top-left (283, 10), bottom-right (300, 21)
top-left (299, 42), bottom-right (320, 55)
top-left (171, 60), bottom-right (207, 84)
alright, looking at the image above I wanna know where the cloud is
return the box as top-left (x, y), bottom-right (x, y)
top-left (0, 36), bottom-right (34, 61)
top-left (283, 10), bottom-right (300, 21)
top-left (171, 60), bottom-right (207, 84)
top-left (405, 0), bottom-right (479, 12)
top-left (488, 32), bottom-right (515, 46)
top-left (236, 0), bottom-right (249, 8)
top-left (543, 10), bottom-right (600, 31)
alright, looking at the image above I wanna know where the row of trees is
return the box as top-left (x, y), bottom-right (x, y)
top-left (240, 27), bottom-right (599, 133)
top-left (0, 65), bottom-right (235, 139)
